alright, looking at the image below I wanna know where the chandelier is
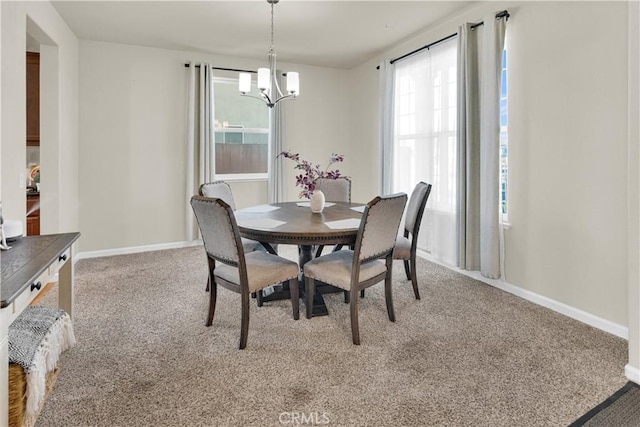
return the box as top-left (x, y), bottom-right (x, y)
top-left (238, 0), bottom-right (299, 108)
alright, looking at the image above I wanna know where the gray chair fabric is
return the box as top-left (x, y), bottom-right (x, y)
top-left (190, 196), bottom-right (300, 349)
top-left (393, 236), bottom-right (411, 260)
top-left (198, 181), bottom-right (263, 253)
top-left (199, 181), bottom-right (236, 210)
top-left (314, 177), bottom-right (351, 202)
top-left (303, 192), bottom-right (407, 345)
top-left (303, 250), bottom-right (386, 289)
top-left (392, 182), bottom-right (432, 300)
top-left (314, 177), bottom-right (351, 258)
top-left (215, 251), bottom-right (299, 293)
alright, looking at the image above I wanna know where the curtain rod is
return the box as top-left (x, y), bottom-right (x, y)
top-left (184, 63), bottom-right (257, 74)
top-left (376, 10), bottom-right (509, 70)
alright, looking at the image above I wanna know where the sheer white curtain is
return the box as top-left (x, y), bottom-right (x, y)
top-left (379, 60), bottom-right (395, 195)
top-left (186, 63), bottom-right (215, 240)
top-left (391, 38), bottom-right (458, 266)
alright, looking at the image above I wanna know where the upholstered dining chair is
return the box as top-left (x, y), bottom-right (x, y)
top-left (314, 177), bottom-right (351, 258)
top-left (393, 182), bottom-right (432, 300)
top-left (199, 181), bottom-right (265, 251)
top-left (314, 177), bottom-right (351, 203)
top-left (190, 196), bottom-right (300, 349)
top-left (303, 193), bottom-right (407, 345)
top-left (199, 181), bottom-right (274, 297)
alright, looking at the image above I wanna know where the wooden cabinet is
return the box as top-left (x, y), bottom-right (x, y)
top-left (26, 52), bottom-right (40, 146)
top-left (26, 194), bottom-right (40, 236)
top-left (26, 52), bottom-right (41, 235)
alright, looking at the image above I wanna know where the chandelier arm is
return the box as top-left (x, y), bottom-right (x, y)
top-left (241, 91), bottom-right (295, 109)
top-left (241, 92), bottom-right (281, 109)
top-left (271, 93), bottom-right (296, 108)
top-left (273, 79), bottom-right (284, 99)
top-left (270, 53), bottom-right (285, 99)
top-left (241, 93), bottom-right (270, 104)
top-left (261, 91), bottom-right (273, 106)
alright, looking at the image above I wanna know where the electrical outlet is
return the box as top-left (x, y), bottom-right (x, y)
top-left (19, 173), bottom-right (25, 189)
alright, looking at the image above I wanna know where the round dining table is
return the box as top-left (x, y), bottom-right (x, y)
top-left (235, 201), bottom-right (365, 316)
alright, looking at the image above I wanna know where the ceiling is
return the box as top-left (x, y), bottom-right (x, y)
top-left (51, 1), bottom-right (475, 69)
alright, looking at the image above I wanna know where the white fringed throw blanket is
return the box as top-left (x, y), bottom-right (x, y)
top-left (8, 306), bottom-right (76, 416)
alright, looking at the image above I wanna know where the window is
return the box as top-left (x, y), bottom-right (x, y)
top-left (213, 77), bottom-right (269, 180)
top-left (500, 47), bottom-right (508, 222)
top-left (392, 38), bottom-right (458, 265)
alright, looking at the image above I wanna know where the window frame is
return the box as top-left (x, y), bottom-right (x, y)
top-left (212, 76), bottom-right (270, 182)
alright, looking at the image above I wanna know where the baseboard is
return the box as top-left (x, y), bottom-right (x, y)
top-left (77, 240), bottom-right (202, 261)
top-left (626, 364), bottom-right (640, 384)
top-left (416, 250), bottom-right (629, 340)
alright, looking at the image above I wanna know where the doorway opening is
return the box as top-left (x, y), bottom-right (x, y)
top-left (26, 17), bottom-right (59, 236)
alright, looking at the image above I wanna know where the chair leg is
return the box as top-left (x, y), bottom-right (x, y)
top-left (350, 289), bottom-right (360, 345)
top-left (360, 290), bottom-right (365, 298)
top-left (256, 290), bottom-right (263, 307)
top-left (206, 257), bottom-right (216, 292)
top-left (403, 259), bottom-right (411, 281)
top-left (315, 245), bottom-right (324, 258)
top-left (332, 244), bottom-right (344, 253)
top-left (290, 278), bottom-right (300, 320)
top-left (410, 256), bottom-right (420, 300)
top-left (385, 261), bottom-right (396, 322)
top-left (306, 278), bottom-right (315, 319)
top-left (344, 290), bottom-right (350, 304)
top-left (240, 291), bottom-right (250, 350)
top-left (206, 281), bottom-right (217, 327)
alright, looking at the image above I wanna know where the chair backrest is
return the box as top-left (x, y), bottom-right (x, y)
top-left (314, 178), bottom-right (351, 202)
top-left (404, 182), bottom-right (433, 238)
top-left (355, 193), bottom-right (407, 263)
top-left (190, 196), bottom-right (242, 266)
top-left (199, 181), bottom-right (236, 210)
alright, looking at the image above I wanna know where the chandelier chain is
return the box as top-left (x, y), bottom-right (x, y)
top-left (270, 1), bottom-right (275, 54)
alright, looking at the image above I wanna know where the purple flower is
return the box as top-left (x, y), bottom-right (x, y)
top-left (278, 150), bottom-right (348, 199)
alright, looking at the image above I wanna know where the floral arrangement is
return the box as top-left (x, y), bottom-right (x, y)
top-left (278, 151), bottom-right (346, 199)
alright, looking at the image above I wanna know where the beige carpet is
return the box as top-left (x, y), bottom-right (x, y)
top-left (35, 245), bottom-right (627, 426)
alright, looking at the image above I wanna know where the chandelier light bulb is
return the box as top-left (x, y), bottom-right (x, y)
top-left (239, 72), bottom-right (252, 94)
top-left (257, 68), bottom-right (271, 92)
top-left (286, 72), bottom-right (299, 95)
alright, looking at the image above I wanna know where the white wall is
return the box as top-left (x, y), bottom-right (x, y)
top-left (348, 57), bottom-right (380, 204)
top-left (78, 41), bottom-right (351, 251)
top-left (349, 1), bottom-right (629, 327)
top-left (281, 63), bottom-right (351, 200)
top-left (505, 1), bottom-right (627, 326)
top-left (1, 2), bottom-right (79, 234)
top-left (628, 0), bottom-right (640, 382)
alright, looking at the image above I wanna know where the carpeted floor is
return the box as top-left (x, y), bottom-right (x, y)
top-left (35, 245), bottom-right (627, 426)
